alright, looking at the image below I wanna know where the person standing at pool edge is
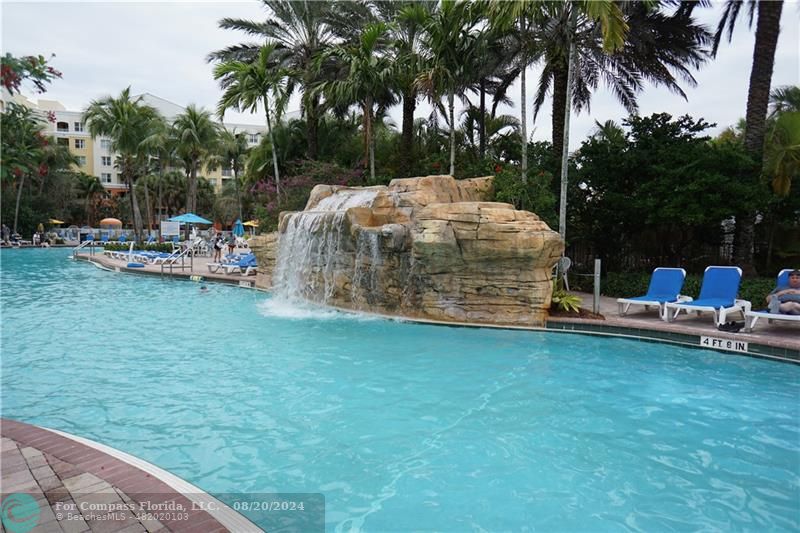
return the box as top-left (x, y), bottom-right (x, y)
top-left (213, 232), bottom-right (223, 262)
top-left (767, 270), bottom-right (800, 315)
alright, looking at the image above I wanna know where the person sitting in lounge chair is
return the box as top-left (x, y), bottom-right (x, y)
top-left (767, 269), bottom-right (800, 315)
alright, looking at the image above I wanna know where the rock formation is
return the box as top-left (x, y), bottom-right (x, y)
top-left (249, 175), bottom-right (564, 326)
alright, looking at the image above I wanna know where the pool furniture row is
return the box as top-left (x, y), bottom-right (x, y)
top-left (207, 253), bottom-right (258, 276)
top-left (616, 267), bottom-right (799, 332)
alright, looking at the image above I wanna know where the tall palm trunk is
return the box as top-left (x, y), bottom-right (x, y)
top-left (186, 165), bottom-right (197, 214)
top-left (85, 195), bottom-right (92, 226)
top-left (734, 0), bottom-right (783, 275)
top-left (157, 174), bottom-right (163, 240)
top-left (400, 87), bottom-right (416, 177)
top-left (448, 91), bottom-right (456, 176)
top-left (558, 7), bottom-right (578, 241)
top-left (744, 0), bottom-right (784, 155)
top-left (551, 63), bottom-right (569, 178)
top-left (126, 170), bottom-right (143, 243)
top-left (520, 18), bottom-right (528, 184)
top-left (366, 97), bottom-right (375, 183)
top-left (13, 174), bottom-right (26, 234)
top-left (265, 105), bottom-right (281, 199)
top-left (305, 92), bottom-right (319, 160)
top-left (143, 181), bottom-right (153, 236)
top-left (233, 166), bottom-right (243, 221)
top-left (479, 79), bottom-right (486, 160)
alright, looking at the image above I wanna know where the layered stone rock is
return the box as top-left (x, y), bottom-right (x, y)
top-left (249, 175), bottom-right (563, 326)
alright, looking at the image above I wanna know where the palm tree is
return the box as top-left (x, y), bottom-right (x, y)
top-left (76, 173), bottom-right (106, 225)
top-left (713, 0), bottom-right (784, 156)
top-left (210, 0), bottom-right (337, 160)
top-left (487, 0), bottom-right (546, 182)
top-left (84, 87), bottom-right (162, 241)
top-left (417, 0), bottom-right (482, 176)
top-left (372, 1), bottom-right (437, 177)
top-left (713, 0), bottom-right (784, 273)
top-left (3, 103), bottom-right (47, 233)
top-left (763, 111), bottom-right (800, 196)
top-left (214, 43), bottom-right (288, 198)
top-left (461, 107), bottom-right (521, 160)
top-left (172, 105), bottom-right (219, 215)
top-left (160, 171), bottom-right (187, 217)
top-left (592, 119), bottom-right (626, 144)
top-left (135, 174), bottom-right (159, 232)
top-left (209, 128), bottom-right (250, 220)
top-left (529, 2), bottom-right (708, 175)
top-left (140, 117), bottom-right (177, 237)
top-left (320, 23), bottom-right (396, 183)
top-left (769, 85), bottom-right (800, 117)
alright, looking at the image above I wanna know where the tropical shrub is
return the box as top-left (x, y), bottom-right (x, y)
top-left (551, 282), bottom-right (582, 314)
top-left (103, 243), bottom-right (174, 252)
top-left (251, 160), bottom-right (363, 231)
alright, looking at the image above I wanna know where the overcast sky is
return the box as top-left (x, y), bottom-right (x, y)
top-left (2, 1), bottom-right (798, 149)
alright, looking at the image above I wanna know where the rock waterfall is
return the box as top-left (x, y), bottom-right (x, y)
top-left (250, 175), bottom-right (564, 326)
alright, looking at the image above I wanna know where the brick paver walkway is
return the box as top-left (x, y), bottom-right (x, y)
top-left (1, 420), bottom-right (235, 533)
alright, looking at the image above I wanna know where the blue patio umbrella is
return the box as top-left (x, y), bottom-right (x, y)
top-left (169, 213), bottom-right (212, 224)
top-left (232, 219), bottom-right (245, 237)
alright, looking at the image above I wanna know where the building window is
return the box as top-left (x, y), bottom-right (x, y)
top-left (101, 173), bottom-right (112, 183)
top-left (74, 122), bottom-right (84, 132)
top-left (75, 139), bottom-right (85, 149)
top-left (248, 134), bottom-right (259, 144)
top-left (100, 139), bottom-right (112, 150)
top-left (76, 156), bottom-right (87, 166)
top-left (221, 168), bottom-right (232, 177)
top-left (56, 121), bottom-right (69, 132)
top-left (57, 138), bottom-right (69, 147)
top-left (101, 156), bottom-right (112, 166)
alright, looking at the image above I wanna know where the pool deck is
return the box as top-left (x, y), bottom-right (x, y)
top-left (0, 419), bottom-right (258, 532)
top-left (74, 250), bottom-right (798, 359)
top-left (74, 249), bottom-right (257, 287)
top-left (549, 292), bottom-right (799, 356)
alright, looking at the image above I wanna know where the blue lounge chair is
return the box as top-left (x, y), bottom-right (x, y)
top-left (744, 269), bottom-right (800, 331)
top-left (665, 266), bottom-right (751, 325)
top-left (118, 234), bottom-right (127, 243)
top-left (100, 234), bottom-right (110, 245)
top-left (144, 234), bottom-right (155, 244)
top-left (617, 268), bottom-right (687, 319)
top-left (223, 253), bottom-right (257, 275)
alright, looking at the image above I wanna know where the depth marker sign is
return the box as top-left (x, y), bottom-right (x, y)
top-left (700, 336), bottom-right (748, 353)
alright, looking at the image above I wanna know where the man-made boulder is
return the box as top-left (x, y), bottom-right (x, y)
top-left (250, 175), bottom-right (563, 326)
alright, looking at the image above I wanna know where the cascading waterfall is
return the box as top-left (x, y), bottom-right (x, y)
top-left (352, 230), bottom-right (382, 308)
top-left (272, 189), bottom-right (382, 306)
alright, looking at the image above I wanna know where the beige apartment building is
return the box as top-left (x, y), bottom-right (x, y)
top-left (1, 90), bottom-right (293, 194)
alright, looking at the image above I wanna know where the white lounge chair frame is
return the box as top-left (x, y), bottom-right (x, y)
top-left (664, 266), bottom-right (751, 325)
top-left (744, 311), bottom-right (800, 332)
top-left (617, 268), bottom-right (689, 319)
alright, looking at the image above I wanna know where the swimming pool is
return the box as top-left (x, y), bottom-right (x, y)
top-left (2, 248), bottom-right (798, 531)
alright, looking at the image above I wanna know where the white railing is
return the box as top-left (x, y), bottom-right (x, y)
top-left (160, 240), bottom-right (197, 277)
top-left (72, 239), bottom-right (95, 258)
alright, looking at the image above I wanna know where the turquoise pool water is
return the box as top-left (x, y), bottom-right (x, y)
top-left (2, 248), bottom-right (799, 531)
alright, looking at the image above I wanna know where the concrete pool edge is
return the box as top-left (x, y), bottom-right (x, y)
top-left (0, 418), bottom-right (260, 532)
top-left (75, 252), bottom-right (799, 363)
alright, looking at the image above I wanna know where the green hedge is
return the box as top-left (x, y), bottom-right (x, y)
top-left (600, 271), bottom-right (778, 308)
top-left (103, 243), bottom-right (174, 253)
